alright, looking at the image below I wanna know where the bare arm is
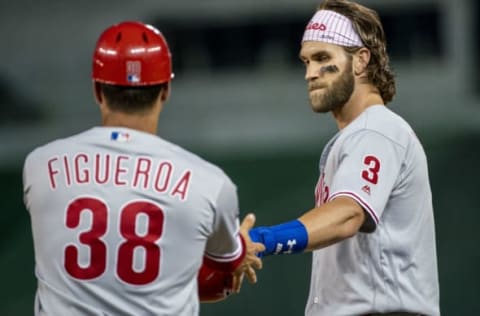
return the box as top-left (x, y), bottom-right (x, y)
top-left (298, 196), bottom-right (366, 251)
top-left (248, 196), bottom-right (366, 256)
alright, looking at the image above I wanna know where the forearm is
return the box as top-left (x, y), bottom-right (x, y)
top-left (299, 196), bottom-right (365, 251)
top-left (250, 196), bottom-right (365, 256)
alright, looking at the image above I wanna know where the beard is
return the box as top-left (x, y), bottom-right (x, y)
top-left (309, 61), bottom-right (355, 113)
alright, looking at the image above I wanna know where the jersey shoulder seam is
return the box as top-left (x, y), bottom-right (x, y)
top-left (343, 127), bottom-right (408, 151)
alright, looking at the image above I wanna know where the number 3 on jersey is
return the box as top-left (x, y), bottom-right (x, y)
top-left (64, 197), bottom-right (164, 285)
top-left (361, 155), bottom-right (380, 184)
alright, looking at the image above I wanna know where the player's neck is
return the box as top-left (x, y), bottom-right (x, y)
top-left (332, 90), bottom-right (384, 130)
top-left (102, 112), bottom-right (159, 135)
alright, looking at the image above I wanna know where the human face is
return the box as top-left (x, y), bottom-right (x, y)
top-left (299, 41), bottom-right (354, 113)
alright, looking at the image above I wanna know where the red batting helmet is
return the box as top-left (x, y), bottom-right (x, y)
top-left (92, 21), bottom-right (173, 86)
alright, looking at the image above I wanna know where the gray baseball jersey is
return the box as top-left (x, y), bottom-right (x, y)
top-left (23, 127), bottom-right (244, 316)
top-left (305, 105), bottom-right (440, 316)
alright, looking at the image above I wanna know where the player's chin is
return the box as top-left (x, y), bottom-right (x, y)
top-left (309, 99), bottom-right (329, 113)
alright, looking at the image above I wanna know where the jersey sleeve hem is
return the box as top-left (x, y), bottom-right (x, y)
top-left (328, 191), bottom-right (379, 225)
top-left (203, 234), bottom-right (246, 272)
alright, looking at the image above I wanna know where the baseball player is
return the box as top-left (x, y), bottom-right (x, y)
top-left (249, 1), bottom-right (440, 315)
top-left (23, 21), bottom-right (264, 316)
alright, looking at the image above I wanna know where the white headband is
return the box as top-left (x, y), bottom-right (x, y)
top-left (302, 10), bottom-right (363, 47)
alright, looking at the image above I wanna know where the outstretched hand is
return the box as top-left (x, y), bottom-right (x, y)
top-left (232, 213), bottom-right (266, 293)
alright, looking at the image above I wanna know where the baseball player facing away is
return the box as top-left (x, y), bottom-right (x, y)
top-left (23, 21), bottom-right (264, 316)
top-left (249, 1), bottom-right (440, 315)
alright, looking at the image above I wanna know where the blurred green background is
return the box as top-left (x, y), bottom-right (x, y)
top-left (1, 131), bottom-right (479, 315)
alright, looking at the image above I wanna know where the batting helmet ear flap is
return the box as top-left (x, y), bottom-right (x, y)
top-left (92, 21), bottom-right (173, 86)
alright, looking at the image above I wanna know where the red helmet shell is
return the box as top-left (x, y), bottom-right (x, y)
top-left (92, 21), bottom-right (173, 86)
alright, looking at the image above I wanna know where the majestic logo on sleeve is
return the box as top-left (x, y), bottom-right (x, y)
top-left (315, 173), bottom-right (329, 206)
top-left (361, 184), bottom-right (371, 195)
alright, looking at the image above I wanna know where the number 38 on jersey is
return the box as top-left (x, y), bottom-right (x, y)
top-left (64, 197), bottom-right (165, 286)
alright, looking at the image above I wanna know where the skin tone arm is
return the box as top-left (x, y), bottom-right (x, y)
top-left (231, 197), bottom-right (366, 293)
top-left (298, 196), bottom-right (366, 251)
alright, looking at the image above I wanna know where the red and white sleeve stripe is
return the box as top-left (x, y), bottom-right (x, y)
top-left (328, 191), bottom-right (379, 224)
top-left (203, 234), bottom-right (246, 272)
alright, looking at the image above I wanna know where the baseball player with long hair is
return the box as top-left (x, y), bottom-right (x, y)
top-left (249, 1), bottom-right (440, 315)
top-left (23, 21), bottom-right (264, 315)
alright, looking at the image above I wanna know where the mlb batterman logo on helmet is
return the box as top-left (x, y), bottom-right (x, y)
top-left (92, 21), bottom-right (173, 86)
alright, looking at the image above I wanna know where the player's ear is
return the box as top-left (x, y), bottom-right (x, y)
top-left (93, 82), bottom-right (103, 105)
top-left (93, 82), bottom-right (111, 116)
top-left (159, 82), bottom-right (171, 103)
top-left (353, 47), bottom-right (370, 76)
